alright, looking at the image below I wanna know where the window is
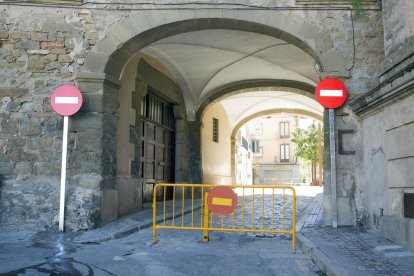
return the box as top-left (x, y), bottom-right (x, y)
top-left (141, 90), bottom-right (174, 129)
top-left (252, 140), bottom-right (260, 153)
top-left (280, 122), bottom-right (290, 138)
top-left (213, 118), bottom-right (219, 143)
top-left (280, 144), bottom-right (290, 162)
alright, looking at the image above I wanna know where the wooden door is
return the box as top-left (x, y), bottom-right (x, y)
top-left (140, 119), bottom-right (174, 203)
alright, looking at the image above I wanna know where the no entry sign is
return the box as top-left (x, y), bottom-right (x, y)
top-left (315, 78), bottom-right (347, 109)
top-left (50, 85), bottom-right (83, 232)
top-left (51, 85), bottom-right (83, 116)
top-left (207, 186), bottom-right (237, 216)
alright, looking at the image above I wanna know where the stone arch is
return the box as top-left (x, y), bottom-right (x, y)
top-left (197, 79), bottom-right (317, 121)
top-left (81, 11), bottom-right (347, 120)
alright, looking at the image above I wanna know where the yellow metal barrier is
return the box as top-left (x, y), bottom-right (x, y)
top-left (152, 184), bottom-right (297, 252)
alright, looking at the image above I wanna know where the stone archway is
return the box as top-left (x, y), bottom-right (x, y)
top-left (75, 11), bottom-right (346, 227)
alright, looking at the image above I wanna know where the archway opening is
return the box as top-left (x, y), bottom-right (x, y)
top-left (80, 15), bottom-right (338, 225)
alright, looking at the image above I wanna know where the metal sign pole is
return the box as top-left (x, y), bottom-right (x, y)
top-left (329, 109), bottom-right (338, 228)
top-left (59, 116), bottom-right (69, 232)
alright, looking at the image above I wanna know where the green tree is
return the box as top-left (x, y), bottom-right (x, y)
top-left (291, 124), bottom-right (322, 184)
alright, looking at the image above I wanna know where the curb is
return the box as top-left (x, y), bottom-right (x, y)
top-left (296, 233), bottom-right (348, 276)
top-left (76, 205), bottom-right (202, 243)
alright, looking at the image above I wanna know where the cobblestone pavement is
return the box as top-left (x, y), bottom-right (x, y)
top-left (156, 186), bottom-right (314, 234)
top-left (298, 194), bottom-right (414, 276)
top-left (300, 226), bottom-right (414, 275)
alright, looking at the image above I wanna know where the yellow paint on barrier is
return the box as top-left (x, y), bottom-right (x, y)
top-left (212, 197), bottom-right (232, 206)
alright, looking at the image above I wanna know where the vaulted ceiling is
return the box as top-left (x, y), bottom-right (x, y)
top-left (141, 29), bottom-right (322, 122)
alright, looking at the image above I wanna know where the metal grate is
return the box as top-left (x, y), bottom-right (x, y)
top-left (212, 118), bottom-right (219, 143)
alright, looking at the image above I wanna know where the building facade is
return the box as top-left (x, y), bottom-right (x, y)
top-left (0, 0), bottom-right (412, 250)
top-left (249, 115), bottom-right (301, 185)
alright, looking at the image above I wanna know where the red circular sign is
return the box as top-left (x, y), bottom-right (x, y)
top-left (207, 186), bottom-right (238, 216)
top-left (315, 78), bottom-right (347, 109)
top-left (51, 85), bottom-right (83, 116)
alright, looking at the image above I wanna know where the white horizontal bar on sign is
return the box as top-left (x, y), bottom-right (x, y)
top-left (55, 97), bottom-right (79, 104)
top-left (320, 90), bottom-right (343, 97)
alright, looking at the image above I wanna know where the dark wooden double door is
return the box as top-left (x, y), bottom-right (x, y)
top-left (140, 119), bottom-right (174, 203)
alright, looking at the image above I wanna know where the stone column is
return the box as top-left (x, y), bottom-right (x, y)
top-left (188, 121), bottom-right (202, 184)
top-left (323, 103), bottom-right (360, 227)
top-left (65, 72), bottom-right (120, 230)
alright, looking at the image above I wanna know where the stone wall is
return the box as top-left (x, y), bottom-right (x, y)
top-left (0, 1), bottom-right (385, 231)
top-left (350, 0), bottom-right (414, 250)
top-left (382, 0), bottom-right (414, 56)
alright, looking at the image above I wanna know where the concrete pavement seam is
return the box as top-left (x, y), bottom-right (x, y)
top-left (296, 232), bottom-right (348, 276)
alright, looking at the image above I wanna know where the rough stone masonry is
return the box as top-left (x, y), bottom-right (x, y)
top-left (0, 1), bottom-right (384, 232)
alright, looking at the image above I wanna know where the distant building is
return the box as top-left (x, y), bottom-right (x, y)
top-left (249, 115), bottom-right (300, 185)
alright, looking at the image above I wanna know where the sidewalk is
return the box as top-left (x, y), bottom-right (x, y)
top-left (297, 194), bottom-right (414, 276)
top-left (74, 199), bottom-right (201, 243)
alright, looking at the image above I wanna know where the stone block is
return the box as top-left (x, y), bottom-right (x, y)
top-left (110, 21), bottom-right (136, 44)
top-left (40, 41), bottom-right (64, 49)
top-left (16, 40), bottom-right (39, 50)
top-left (380, 216), bottom-right (414, 251)
top-left (9, 148), bottom-right (37, 162)
top-left (0, 88), bottom-right (28, 97)
top-left (387, 157), bottom-right (414, 188)
top-left (28, 56), bottom-right (45, 70)
top-left (83, 52), bottom-right (110, 73)
top-left (94, 35), bottom-right (120, 56)
top-left (15, 161), bottom-right (33, 175)
top-left (0, 31), bottom-right (9, 39)
top-left (75, 131), bottom-right (104, 152)
top-left (69, 113), bottom-right (105, 132)
top-left (48, 31), bottom-right (57, 41)
top-left (20, 118), bottom-right (42, 136)
top-left (31, 32), bottom-right (48, 41)
top-left (44, 54), bottom-right (57, 62)
top-left (64, 38), bottom-right (75, 49)
top-left (76, 174), bottom-right (102, 190)
top-left (34, 161), bottom-right (60, 176)
top-left (28, 137), bottom-right (54, 150)
top-left (116, 177), bottom-right (143, 217)
top-left (27, 49), bottom-right (49, 55)
top-left (0, 161), bottom-right (13, 175)
top-left (385, 124), bottom-right (414, 160)
top-left (81, 92), bottom-right (118, 113)
top-left (101, 189), bottom-right (117, 224)
top-left (68, 151), bottom-right (102, 174)
top-left (45, 61), bottom-right (61, 71)
top-left (58, 54), bottom-right (70, 63)
top-left (10, 32), bottom-right (30, 40)
top-left (384, 94), bottom-right (414, 130)
top-left (337, 197), bottom-right (354, 226)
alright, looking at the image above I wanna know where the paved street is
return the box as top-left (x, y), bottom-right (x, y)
top-left (0, 227), bottom-right (319, 275)
top-left (0, 187), bottom-right (321, 275)
top-left (2, 186), bottom-right (413, 275)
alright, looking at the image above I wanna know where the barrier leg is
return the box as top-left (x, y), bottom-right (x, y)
top-left (152, 185), bottom-right (158, 245)
top-left (203, 192), bottom-right (209, 242)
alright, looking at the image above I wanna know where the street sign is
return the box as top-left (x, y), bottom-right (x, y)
top-left (207, 186), bottom-right (237, 216)
top-left (50, 85), bottom-right (83, 232)
top-left (51, 85), bottom-right (83, 116)
top-left (315, 77), bottom-right (348, 228)
top-left (315, 78), bottom-right (347, 109)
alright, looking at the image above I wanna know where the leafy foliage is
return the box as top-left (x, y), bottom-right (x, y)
top-left (291, 124), bottom-right (320, 163)
top-left (353, 0), bottom-right (363, 16)
top-left (291, 124), bottom-right (322, 183)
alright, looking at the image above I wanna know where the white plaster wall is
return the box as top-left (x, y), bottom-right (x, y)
top-left (201, 102), bottom-right (232, 184)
